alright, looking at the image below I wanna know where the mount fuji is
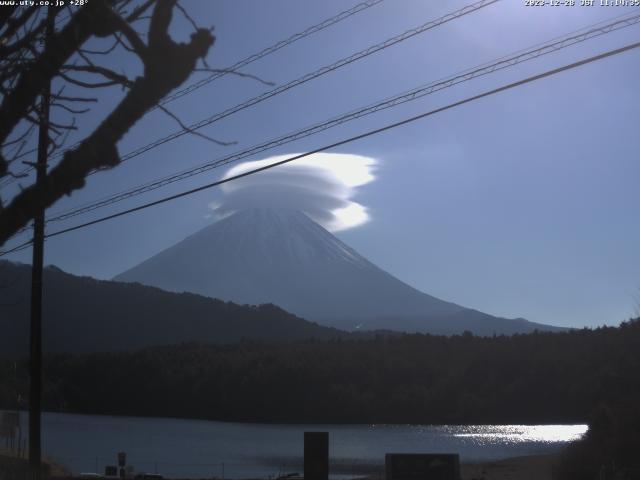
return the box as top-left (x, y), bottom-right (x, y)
top-left (115, 208), bottom-right (563, 335)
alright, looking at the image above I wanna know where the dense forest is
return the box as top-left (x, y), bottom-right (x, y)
top-left (555, 400), bottom-right (640, 479)
top-left (2, 319), bottom-right (640, 478)
top-left (1, 319), bottom-right (639, 425)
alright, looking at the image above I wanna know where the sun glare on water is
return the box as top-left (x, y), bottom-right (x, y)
top-left (453, 424), bottom-right (588, 444)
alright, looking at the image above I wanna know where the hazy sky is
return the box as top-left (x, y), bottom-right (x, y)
top-left (2, 0), bottom-right (639, 328)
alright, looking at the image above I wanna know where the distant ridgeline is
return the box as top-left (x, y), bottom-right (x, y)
top-left (1, 319), bottom-right (639, 425)
top-left (0, 260), bottom-right (348, 356)
top-left (0, 259), bottom-right (563, 356)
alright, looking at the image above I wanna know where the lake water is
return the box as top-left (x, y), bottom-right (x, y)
top-left (15, 412), bottom-right (587, 478)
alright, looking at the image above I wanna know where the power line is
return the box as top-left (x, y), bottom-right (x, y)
top-left (0, 0), bottom-right (385, 187)
top-left (44, 11), bottom-right (640, 224)
top-left (102, 0), bottom-right (498, 169)
top-left (0, 239), bottom-right (33, 256)
top-left (157, 0), bottom-right (386, 107)
top-left (27, 40), bottom-right (640, 245)
top-left (5, 0), bottom-right (500, 215)
top-left (2, 39), bottom-right (638, 256)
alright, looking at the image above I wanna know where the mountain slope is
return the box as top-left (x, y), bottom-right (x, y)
top-left (0, 261), bottom-right (346, 356)
top-left (115, 208), bottom-right (564, 335)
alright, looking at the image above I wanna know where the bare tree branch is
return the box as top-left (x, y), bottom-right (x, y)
top-left (194, 67), bottom-right (275, 87)
top-left (58, 72), bottom-right (125, 89)
top-left (51, 95), bottom-right (98, 103)
top-left (126, 0), bottom-right (157, 22)
top-left (175, 2), bottom-right (199, 32)
top-left (79, 38), bottom-right (120, 56)
top-left (0, 16), bottom-right (47, 58)
top-left (0, 0), bottom-right (216, 245)
top-left (59, 68), bottom-right (133, 88)
top-left (157, 105), bottom-right (236, 147)
top-left (0, 1), bottom-right (119, 160)
top-left (0, 7), bottom-right (37, 43)
top-left (51, 103), bottom-right (91, 115)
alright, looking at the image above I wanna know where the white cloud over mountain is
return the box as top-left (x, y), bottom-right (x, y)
top-left (209, 152), bottom-right (377, 231)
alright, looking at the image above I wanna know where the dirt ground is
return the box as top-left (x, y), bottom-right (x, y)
top-left (0, 450), bottom-right (70, 477)
top-left (461, 454), bottom-right (557, 480)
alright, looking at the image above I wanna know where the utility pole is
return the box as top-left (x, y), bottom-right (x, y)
top-left (29, 7), bottom-right (54, 479)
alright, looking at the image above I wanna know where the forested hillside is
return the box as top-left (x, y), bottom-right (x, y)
top-left (0, 261), bottom-right (346, 355)
top-left (1, 319), bottom-right (638, 425)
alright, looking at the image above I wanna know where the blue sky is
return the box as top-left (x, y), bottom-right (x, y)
top-left (2, 0), bottom-right (640, 328)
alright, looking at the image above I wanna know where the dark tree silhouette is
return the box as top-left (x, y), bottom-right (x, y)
top-left (0, 0), bottom-right (217, 246)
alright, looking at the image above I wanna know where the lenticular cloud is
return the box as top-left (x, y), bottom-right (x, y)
top-left (210, 152), bottom-right (377, 232)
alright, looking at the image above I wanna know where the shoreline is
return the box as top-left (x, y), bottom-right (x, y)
top-left (2, 451), bottom-right (559, 480)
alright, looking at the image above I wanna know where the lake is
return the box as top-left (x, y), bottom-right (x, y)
top-left (11, 411), bottom-right (587, 479)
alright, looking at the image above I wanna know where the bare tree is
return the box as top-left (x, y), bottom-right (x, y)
top-left (0, 0), bottom-right (217, 246)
